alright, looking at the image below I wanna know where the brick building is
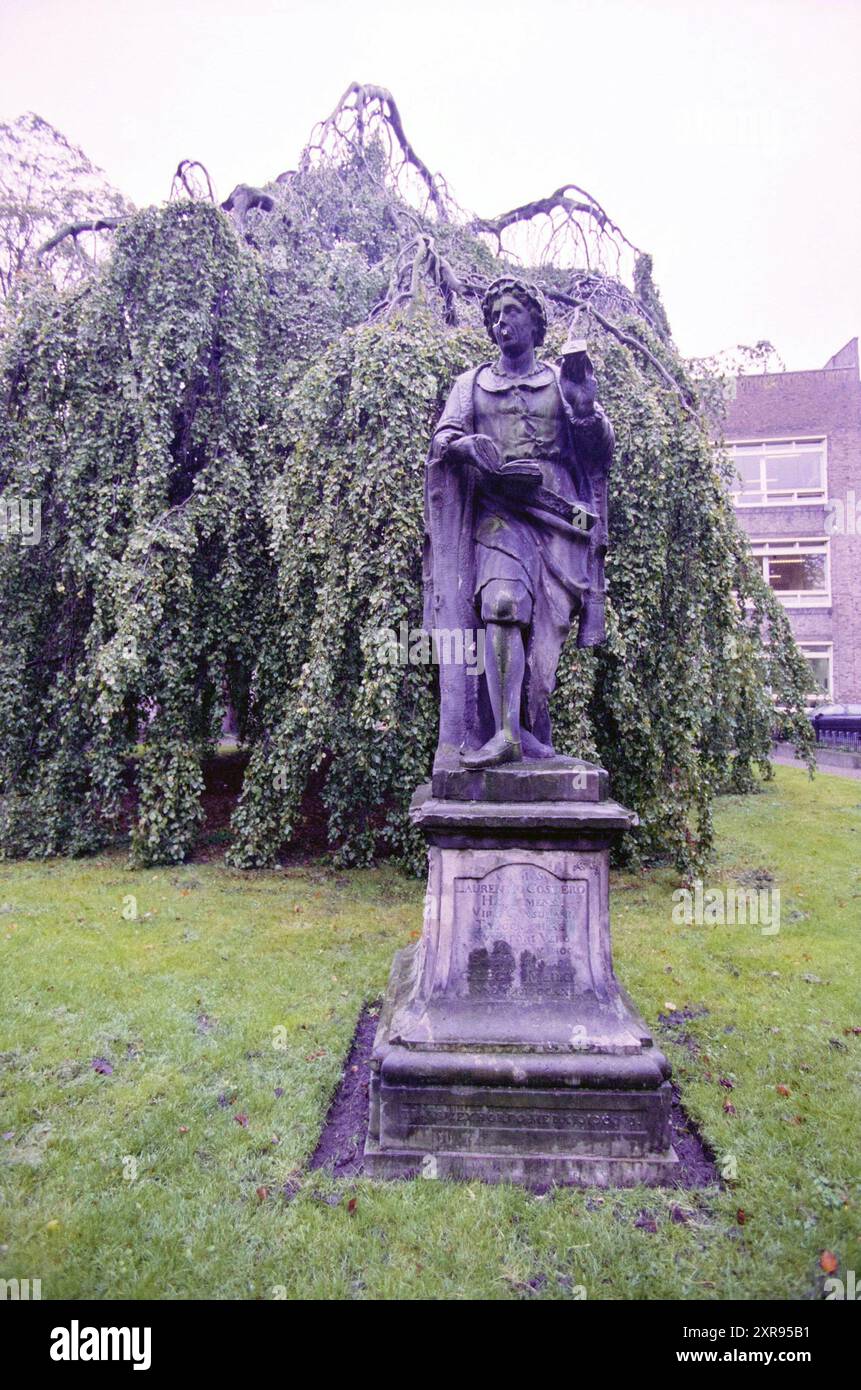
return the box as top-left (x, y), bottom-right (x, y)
top-left (724, 338), bottom-right (861, 704)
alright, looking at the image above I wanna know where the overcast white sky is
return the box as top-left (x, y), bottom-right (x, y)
top-left (2, 0), bottom-right (859, 368)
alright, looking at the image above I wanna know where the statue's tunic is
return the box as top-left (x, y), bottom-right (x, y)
top-left (425, 359), bottom-right (614, 759)
top-left (469, 364), bottom-right (589, 612)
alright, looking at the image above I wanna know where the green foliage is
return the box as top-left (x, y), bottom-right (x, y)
top-left (227, 315), bottom-right (486, 871)
top-left (0, 160), bottom-right (813, 872)
top-left (130, 743), bottom-right (205, 868)
top-left (0, 201), bottom-right (280, 861)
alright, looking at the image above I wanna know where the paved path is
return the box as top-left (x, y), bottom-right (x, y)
top-left (772, 753), bottom-right (861, 781)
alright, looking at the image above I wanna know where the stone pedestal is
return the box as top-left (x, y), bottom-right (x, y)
top-left (365, 759), bottom-right (678, 1186)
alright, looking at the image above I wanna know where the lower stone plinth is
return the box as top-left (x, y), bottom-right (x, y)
top-left (363, 1140), bottom-right (679, 1187)
top-left (365, 775), bottom-right (678, 1187)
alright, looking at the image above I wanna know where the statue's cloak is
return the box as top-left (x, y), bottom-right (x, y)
top-left (423, 361), bottom-right (613, 764)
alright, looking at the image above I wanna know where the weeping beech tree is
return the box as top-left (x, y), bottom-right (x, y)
top-left (0, 84), bottom-right (812, 872)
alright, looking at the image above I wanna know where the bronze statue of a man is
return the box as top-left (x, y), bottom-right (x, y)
top-left (424, 276), bottom-right (614, 770)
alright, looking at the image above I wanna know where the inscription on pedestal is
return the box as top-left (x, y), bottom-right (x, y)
top-left (453, 862), bottom-right (591, 1000)
top-left (404, 1104), bottom-right (648, 1134)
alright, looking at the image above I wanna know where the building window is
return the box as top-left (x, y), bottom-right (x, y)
top-left (728, 438), bottom-right (827, 505)
top-left (797, 642), bottom-right (833, 703)
top-left (750, 537), bottom-right (830, 607)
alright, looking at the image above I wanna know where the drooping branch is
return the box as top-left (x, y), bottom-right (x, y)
top-left (568, 269), bottom-right (667, 342)
top-left (36, 217), bottom-right (124, 263)
top-left (369, 233), bottom-right (484, 326)
top-left (546, 288), bottom-right (695, 410)
top-left (473, 184), bottom-right (637, 246)
top-left (170, 160), bottom-right (216, 203)
top-left (35, 215), bottom-right (124, 261)
top-left (471, 184), bottom-right (641, 269)
top-left (302, 81), bottom-right (450, 221)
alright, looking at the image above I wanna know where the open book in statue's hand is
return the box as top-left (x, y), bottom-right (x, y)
top-left (482, 459), bottom-right (598, 531)
top-left (489, 458), bottom-right (543, 497)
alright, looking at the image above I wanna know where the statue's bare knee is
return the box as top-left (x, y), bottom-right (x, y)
top-left (480, 580), bottom-right (532, 626)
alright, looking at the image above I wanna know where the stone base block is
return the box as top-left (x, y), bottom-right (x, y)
top-left (363, 1138), bottom-right (680, 1188)
top-left (432, 750), bottom-right (609, 804)
top-left (365, 784), bottom-right (677, 1187)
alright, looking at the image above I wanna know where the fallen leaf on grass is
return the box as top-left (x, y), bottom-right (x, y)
top-left (820, 1251), bottom-right (839, 1274)
top-left (256, 1186), bottom-right (269, 1201)
top-left (723, 1101), bottom-right (736, 1115)
top-left (776, 1084), bottom-right (791, 1097)
top-left (736, 1209), bottom-right (747, 1225)
top-left (347, 1198), bottom-right (357, 1215)
top-left (91, 1057), bottom-right (113, 1075)
top-left (234, 1113), bottom-right (249, 1127)
top-left (670, 1206), bottom-right (694, 1225)
top-left (178, 1125), bottom-right (189, 1134)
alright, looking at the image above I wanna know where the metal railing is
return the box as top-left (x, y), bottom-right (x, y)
top-left (815, 727), bottom-right (861, 752)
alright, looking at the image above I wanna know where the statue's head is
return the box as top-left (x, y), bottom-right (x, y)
top-left (481, 276), bottom-right (548, 349)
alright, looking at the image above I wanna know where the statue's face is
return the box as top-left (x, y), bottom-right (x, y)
top-left (490, 293), bottom-right (535, 355)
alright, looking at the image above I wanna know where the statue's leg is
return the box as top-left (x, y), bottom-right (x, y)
top-left (461, 580), bottom-right (531, 768)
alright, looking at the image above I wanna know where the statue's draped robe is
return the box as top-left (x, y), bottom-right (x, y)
top-left (424, 360), bottom-right (614, 762)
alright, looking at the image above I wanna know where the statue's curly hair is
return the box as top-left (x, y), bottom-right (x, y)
top-left (481, 276), bottom-right (548, 347)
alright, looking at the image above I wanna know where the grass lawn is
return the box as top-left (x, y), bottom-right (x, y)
top-left (1, 764), bottom-right (859, 1301)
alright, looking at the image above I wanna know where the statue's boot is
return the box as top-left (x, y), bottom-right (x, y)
top-left (460, 732), bottom-right (522, 769)
top-left (521, 729), bottom-right (555, 760)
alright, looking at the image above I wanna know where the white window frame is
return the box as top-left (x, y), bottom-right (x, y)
top-left (797, 641), bottom-right (833, 704)
top-left (727, 436), bottom-right (828, 506)
top-left (749, 536), bottom-right (831, 608)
